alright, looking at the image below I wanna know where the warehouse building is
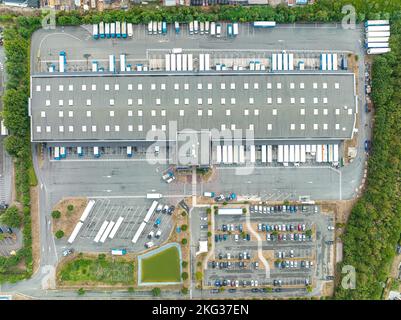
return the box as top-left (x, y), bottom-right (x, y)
top-left (29, 70), bottom-right (357, 166)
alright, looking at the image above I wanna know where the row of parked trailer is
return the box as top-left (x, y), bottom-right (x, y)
top-left (320, 53), bottom-right (338, 71)
top-left (52, 146), bottom-right (134, 160)
top-left (364, 20), bottom-right (391, 55)
top-left (68, 200), bottom-right (96, 244)
top-left (215, 144), bottom-right (339, 166)
top-left (132, 201), bottom-right (158, 244)
top-left (271, 53), bottom-right (294, 71)
top-left (92, 21), bottom-right (132, 39)
top-left (94, 216), bottom-right (125, 244)
top-left (165, 51), bottom-right (194, 71)
top-left (277, 144), bottom-right (339, 165)
top-left (93, 20), bottom-right (276, 40)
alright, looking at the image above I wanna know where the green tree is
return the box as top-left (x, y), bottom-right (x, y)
top-left (0, 206), bottom-right (22, 228)
top-left (195, 271), bottom-right (203, 281)
top-left (77, 288), bottom-right (85, 295)
top-left (181, 272), bottom-right (188, 280)
top-left (207, 231), bottom-right (212, 237)
top-left (152, 287), bottom-right (161, 297)
top-left (181, 238), bottom-right (188, 245)
top-left (206, 208), bottom-right (211, 214)
top-left (305, 229), bottom-right (312, 237)
top-left (242, 208), bottom-right (247, 214)
top-left (51, 210), bottom-right (61, 219)
top-left (181, 287), bottom-right (189, 295)
top-left (67, 204), bottom-right (74, 212)
top-left (182, 261), bottom-right (188, 268)
top-left (55, 230), bottom-right (65, 239)
top-left (181, 224), bottom-right (188, 231)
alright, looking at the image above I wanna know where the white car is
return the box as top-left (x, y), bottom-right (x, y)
top-left (235, 280), bottom-right (239, 287)
top-left (254, 280), bottom-right (258, 286)
top-left (234, 234), bottom-right (239, 242)
top-left (227, 253), bottom-right (231, 260)
top-left (251, 280), bottom-right (255, 286)
top-left (327, 226), bottom-right (335, 230)
top-left (166, 176), bottom-right (175, 184)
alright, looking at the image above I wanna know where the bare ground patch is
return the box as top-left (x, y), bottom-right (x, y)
top-left (52, 198), bottom-right (88, 237)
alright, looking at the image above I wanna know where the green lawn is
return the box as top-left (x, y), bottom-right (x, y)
top-left (141, 246), bottom-right (181, 283)
top-left (59, 256), bottom-right (134, 285)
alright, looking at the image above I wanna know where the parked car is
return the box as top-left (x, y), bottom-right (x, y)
top-left (167, 205), bottom-right (175, 215)
top-left (62, 248), bottom-right (74, 257)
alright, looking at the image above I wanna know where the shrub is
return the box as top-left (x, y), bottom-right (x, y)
top-left (51, 210), bottom-right (61, 219)
top-left (67, 204), bottom-right (74, 212)
top-left (55, 230), bottom-right (65, 239)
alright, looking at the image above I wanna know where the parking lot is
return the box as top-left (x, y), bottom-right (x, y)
top-left (64, 198), bottom-right (175, 253)
top-left (32, 22), bottom-right (361, 74)
top-left (204, 204), bottom-right (334, 292)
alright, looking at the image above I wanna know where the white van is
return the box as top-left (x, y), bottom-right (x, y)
top-left (145, 241), bottom-right (154, 248)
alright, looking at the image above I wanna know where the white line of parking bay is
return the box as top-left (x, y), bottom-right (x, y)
top-left (88, 194), bottom-right (191, 199)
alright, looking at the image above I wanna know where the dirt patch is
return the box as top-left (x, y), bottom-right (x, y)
top-left (30, 186), bottom-right (40, 274)
top-left (390, 255), bottom-right (401, 279)
top-left (334, 200), bottom-right (357, 225)
top-left (12, 293), bottom-right (33, 300)
top-left (322, 281), bottom-right (335, 297)
top-left (52, 198), bottom-right (88, 237)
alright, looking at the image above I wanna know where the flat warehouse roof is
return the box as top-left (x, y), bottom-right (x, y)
top-left (29, 72), bottom-right (357, 142)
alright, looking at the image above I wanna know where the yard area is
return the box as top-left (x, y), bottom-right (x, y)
top-left (57, 254), bottom-right (135, 286)
top-left (140, 245), bottom-right (181, 283)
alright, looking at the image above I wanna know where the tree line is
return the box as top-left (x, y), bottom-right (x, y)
top-left (335, 17), bottom-right (401, 299)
